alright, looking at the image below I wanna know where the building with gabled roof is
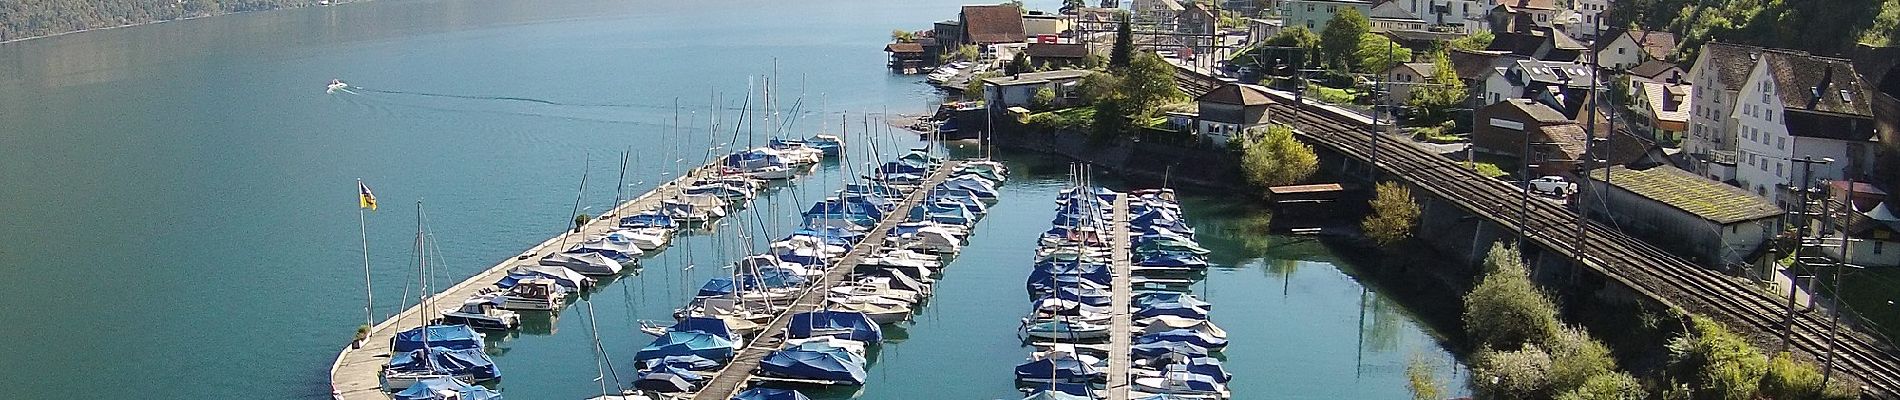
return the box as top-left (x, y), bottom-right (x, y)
top-left (960, 5), bottom-right (1027, 47)
top-left (1594, 29), bottom-right (1678, 70)
top-left (1579, 165), bottom-right (1782, 268)
top-left (1195, 83), bottom-right (1276, 146)
top-left (1732, 50), bottom-right (1880, 207)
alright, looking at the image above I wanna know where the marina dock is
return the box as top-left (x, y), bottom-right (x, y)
top-left (1107, 194), bottom-right (1133, 400)
top-left (328, 165), bottom-right (713, 400)
top-left (689, 161), bottom-right (962, 399)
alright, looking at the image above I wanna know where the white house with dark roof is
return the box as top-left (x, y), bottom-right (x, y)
top-left (981, 69), bottom-right (1095, 109)
top-left (1685, 42), bottom-right (1791, 181)
top-left (1730, 51), bottom-right (1879, 207)
top-left (1196, 83), bottom-right (1276, 146)
top-left (1392, 0), bottom-right (1485, 31)
top-left (1579, 165), bottom-right (1783, 268)
top-left (1480, 59), bottom-right (1595, 105)
top-left (1367, 1), bottom-right (1429, 33)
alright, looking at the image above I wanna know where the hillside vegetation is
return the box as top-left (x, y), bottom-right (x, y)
top-left (1, 0), bottom-right (319, 42)
top-left (1610, 0), bottom-right (1900, 58)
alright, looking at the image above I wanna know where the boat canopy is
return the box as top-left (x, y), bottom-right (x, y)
top-left (669, 316), bottom-right (736, 341)
top-left (391, 377), bottom-right (501, 400)
top-left (618, 212), bottom-right (678, 229)
top-left (540, 251), bottom-right (623, 275)
top-left (732, 387), bottom-right (812, 400)
top-left (499, 264), bottom-right (593, 290)
top-left (1131, 341), bottom-right (1210, 361)
top-left (759, 344), bottom-right (868, 385)
top-left (787, 310), bottom-right (883, 342)
top-left (1014, 354), bottom-right (1100, 382)
top-left (1142, 369), bottom-right (1224, 392)
top-left (1136, 252), bottom-right (1208, 268)
top-left (788, 227), bottom-right (865, 246)
top-left (1139, 316), bottom-right (1229, 339)
top-left (639, 354), bottom-right (721, 371)
top-left (1137, 328), bottom-right (1229, 350)
top-left (1135, 293), bottom-right (1212, 310)
top-left (632, 371), bottom-right (697, 393)
top-left (1135, 302), bottom-right (1211, 320)
top-left (635, 331), bottom-right (736, 362)
top-left (387, 347), bottom-right (501, 381)
top-left (569, 238), bottom-right (642, 262)
top-left (392, 325), bottom-right (482, 353)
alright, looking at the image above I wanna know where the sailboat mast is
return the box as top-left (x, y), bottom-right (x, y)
top-left (360, 180), bottom-right (374, 328)
top-left (414, 200), bottom-right (430, 352)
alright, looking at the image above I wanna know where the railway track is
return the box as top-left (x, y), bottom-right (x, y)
top-left (1273, 101), bottom-right (1900, 397)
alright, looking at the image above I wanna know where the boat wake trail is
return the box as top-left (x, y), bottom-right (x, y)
top-left (350, 87), bottom-right (635, 108)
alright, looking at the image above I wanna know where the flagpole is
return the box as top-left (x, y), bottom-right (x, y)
top-left (358, 178), bottom-right (375, 329)
top-left (360, 205), bottom-right (373, 327)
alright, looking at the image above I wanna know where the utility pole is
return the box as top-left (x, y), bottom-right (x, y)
top-left (1575, 14), bottom-right (1605, 265)
top-left (1822, 180), bottom-right (1857, 388)
top-left (1782, 155), bottom-right (1832, 352)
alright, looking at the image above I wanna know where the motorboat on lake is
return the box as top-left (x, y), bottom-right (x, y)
top-left (498, 277), bottom-right (566, 311)
top-left (439, 293), bottom-right (521, 331)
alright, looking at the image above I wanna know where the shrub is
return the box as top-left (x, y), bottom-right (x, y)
top-left (1666, 316), bottom-right (1767, 400)
top-left (1031, 87), bottom-right (1057, 111)
top-left (1759, 352), bottom-right (1857, 400)
top-left (1408, 356), bottom-right (1446, 400)
top-left (1240, 124), bottom-right (1319, 189)
top-left (1554, 372), bottom-right (1645, 400)
top-left (1473, 344), bottom-right (1555, 399)
top-left (1464, 243), bottom-right (1563, 350)
top-left (1362, 182), bottom-right (1421, 246)
top-left (1548, 326), bottom-right (1617, 393)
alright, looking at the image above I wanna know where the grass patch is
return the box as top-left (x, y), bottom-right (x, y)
top-left (1464, 161), bottom-right (1508, 178)
top-left (1306, 83), bottom-right (1358, 104)
top-left (1025, 106), bottom-right (1096, 131)
top-left (1813, 267), bottom-right (1900, 343)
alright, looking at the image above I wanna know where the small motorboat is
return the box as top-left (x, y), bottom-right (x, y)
top-left (440, 293), bottom-right (521, 330)
top-left (326, 79), bottom-right (348, 94)
top-left (499, 277), bottom-right (566, 311)
top-left (825, 296), bottom-right (913, 324)
top-left (1132, 368), bottom-right (1230, 398)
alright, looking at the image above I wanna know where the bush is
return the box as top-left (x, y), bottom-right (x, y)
top-left (1554, 372), bottom-right (1645, 400)
top-left (1465, 161), bottom-right (1508, 178)
top-left (1464, 243), bottom-right (1563, 350)
top-left (1031, 87), bottom-right (1057, 111)
top-left (1362, 182), bottom-right (1421, 246)
top-left (1548, 326), bottom-right (1618, 393)
top-left (1759, 352), bottom-right (1857, 400)
top-left (1473, 344), bottom-right (1556, 399)
top-left (1667, 316), bottom-right (1767, 400)
top-left (1240, 124), bottom-right (1319, 189)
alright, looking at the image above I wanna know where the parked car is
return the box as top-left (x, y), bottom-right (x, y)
top-left (1528, 176), bottom-right (1575, 196)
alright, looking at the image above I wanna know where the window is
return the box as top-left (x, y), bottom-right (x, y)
top-left (1762, 91), bottom-right (1770, 104)
top-left (1776, 163), bottom-right (1783, 177)
top-left (1877, 241), bottom-right (1884, 254)
top-left (1777, 137), bottom-right (1785, 150)
top-left (1307, 20), bottom-right (1315, 28)
top-left (1761, 161), bottom-right (1769, 172)
top-left (1618, 47), bottom-right (1626, 55)
top-left (1767, 111), bottom-right (1774, 122)
top-left (1328, 5), bottom-right (1337, 12)
top-left (1308, 4), bottom-right (1315, 11)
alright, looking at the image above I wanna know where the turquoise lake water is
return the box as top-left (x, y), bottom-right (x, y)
top-left (0, 0), bottom-right (1466, 397)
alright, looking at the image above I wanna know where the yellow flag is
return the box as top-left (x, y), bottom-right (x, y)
top-left (358, 179), bottom-right (378, 210)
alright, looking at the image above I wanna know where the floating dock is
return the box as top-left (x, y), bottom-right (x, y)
top-left (328, 165), bottom-right (713, 400)
top-left (688, 161), bottom-right (962, 399)
top-left (1107, 194), bottom-right (1132, 400)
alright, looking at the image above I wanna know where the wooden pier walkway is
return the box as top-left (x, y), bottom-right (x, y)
top-left (1107, 194), bottom-right (1132, 400)
top-left (328, 166), bottom-right (712, 400)
top-left (689, 161), bottom-right (962, 399)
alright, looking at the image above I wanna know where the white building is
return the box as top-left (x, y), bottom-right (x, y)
top-left (1580, 165), bottom-right (1782, 268)
top-left (1393, 0), bottom-right (1485, 30)
top-left (1729, 51), bottom-right (1879, 207)
top-left (981, 70), bottom-right (1095, 109)
top-left (1195, 83), bottom-right (1276, 146)
top-left (1593, 29), bottom-right (1677, 71)
top-left (1684, 42), bottom-right (1773, 181)
top-left (1479, 59), bottom-right (1595, 105)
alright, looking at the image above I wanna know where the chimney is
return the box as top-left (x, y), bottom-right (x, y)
top-left (1669, 71), bottom-right (1682, 84)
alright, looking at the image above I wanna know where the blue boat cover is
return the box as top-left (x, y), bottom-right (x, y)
top-left (388, 347), bottom-right (501, 381)
top-left (1027, 272), bottom-right (1112, 293)
top-left (787, 311), bottom-right (883, 342)
top-left (635, 331), bottom-right (735, 362)
top-left (1175, 357), bottom-right (1231, 383)
top-left (732, 387), bottom-right (812, 400)
top-left (1150, 370), bottom-right (1223, 391)
top-left (1137, 329), bottom-right (1229, 350)
top-left (1047, 285), bottom-right (1113, 307)
top-left (759, 344), bottom-right (868, 385)
top-left (392, 325), bottom-right (482, 353)
top-left (1131, 341), bottom-right (1210, 361)
top-left (669, 316), bottom-right (735, 341)
top-left (787, 227), bottom-right (864, 247)
top-left (392, 377), bottom-right (501, 400)
top-left (1135, 302), bottom-right (1210, 320)
top-left (639, 354), bottom-right (722, 371)
top-left (618, 212), bottom-right (678, 229)
top-left (1014, 356), bottom-right (1100, 382)
top-left (1137, 252), bottom-right (1208, 268)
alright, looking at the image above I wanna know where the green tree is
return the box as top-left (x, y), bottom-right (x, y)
top-left (1448, 30), bottom-right (1494, 52)
top-left (1354, 34), bottom-right (1412, 74)
top-left (1407, 356), bottom-right (1446, 400)
top-left (1759, 352), bottom-right (1858, 400)
top-left (1319, 8), bottom-right (1370, 69)
top-left (1092, 98), bottom-right (1131, 137)
top-left (1361, 182), bottom-right (1420, 246)
top-left (1464, 243), bottom-right (1563, 350)
top-left (1111, 17), bottom-right (1134, 70)
top-left (1032, 87), bottom-right (1058, 110)
top-left (891, 29), bottom-right (915, 43)
top-left (953, 44), bottom-right (981, 62)
top-left (1119, 52), bottom-right (1184, 116)
top-left (1240, 125), bottom-right (1319, 189)
top-left (1406, 50), bottom-right (1468, 125)
top-left (1008, 51), bottom-right (1031, 75)
top-left (1234, 27), bottom-right (1320, 71)
top-left (1547, 326), bottom-right (1617, 393)
top-left (1078, 72), bottom-right (1124, 103)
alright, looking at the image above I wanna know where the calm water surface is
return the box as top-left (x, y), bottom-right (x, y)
top-left (0, 0), bottom-right (1464, 398)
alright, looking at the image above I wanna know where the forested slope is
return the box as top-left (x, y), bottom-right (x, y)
top-left (1609, 0), bottom-right (1900, 59)
top-left (1, 0), bottom-right (320, 42)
